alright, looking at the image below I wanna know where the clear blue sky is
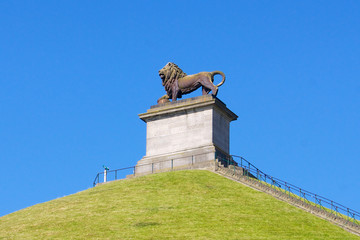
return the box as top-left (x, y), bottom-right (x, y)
top-left (1, 1), bottom-right (359, 217)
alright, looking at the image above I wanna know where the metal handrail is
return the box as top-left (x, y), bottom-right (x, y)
top-left (93, 173), bottom-right (99, 186)
top-left (92, 152), bottom-right (214, 187)
top-left (231, 155), bottom-right (282, 187)
top-left (229, 155), bottom-right (360, 224)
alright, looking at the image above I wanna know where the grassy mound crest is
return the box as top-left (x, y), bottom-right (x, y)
top-left (1, 170), bottom-right (359, 239)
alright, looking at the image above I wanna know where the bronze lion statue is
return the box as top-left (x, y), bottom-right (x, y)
top-left (157, 62), bottom-right (225, 103)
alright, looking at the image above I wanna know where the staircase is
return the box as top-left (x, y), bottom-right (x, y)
top-left (214, 160), bottom-right (360, 236)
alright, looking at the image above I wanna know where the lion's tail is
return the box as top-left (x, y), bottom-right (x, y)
top-left (211, 71), bottom-right (226, 87)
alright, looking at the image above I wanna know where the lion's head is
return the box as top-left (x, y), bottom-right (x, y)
top-left (158, 62), bottom-right (187, 86)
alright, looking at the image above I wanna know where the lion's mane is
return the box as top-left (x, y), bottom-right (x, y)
top-left (160, 62), bottom-right (187, 98)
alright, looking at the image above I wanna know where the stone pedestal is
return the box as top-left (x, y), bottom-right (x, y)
top-left (135, 95), bottom-right (237, 175)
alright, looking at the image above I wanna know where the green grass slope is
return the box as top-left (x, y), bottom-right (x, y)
top-left (1, 170), bottom-right (359, 239)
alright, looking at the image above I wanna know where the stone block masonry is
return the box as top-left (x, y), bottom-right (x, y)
top-left (135, 95), bottom-right (238, 175)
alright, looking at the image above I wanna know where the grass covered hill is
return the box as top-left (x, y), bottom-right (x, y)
top-left (1, 170), bottom-right (359, 239)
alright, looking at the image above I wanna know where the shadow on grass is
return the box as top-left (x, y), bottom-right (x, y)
top-left (134, 222), bottom-right (160, 228)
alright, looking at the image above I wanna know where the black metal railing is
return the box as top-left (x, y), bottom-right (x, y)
top-left (93, 152), bottom-right (215, 187)
top-left (93, 166), bottom-right (134, 187)
top-left (226, 155), bottom-right (360, 226)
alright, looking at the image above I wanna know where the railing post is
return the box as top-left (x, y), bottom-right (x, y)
top-left (257, 169), bottom-right (259, 179)
top-left (115, 170), bottom-right (117, 180)
top-left (192, 155), bottom-right (194, 165)
top-left (171, 159), bottom-right (173, 170)
top-left (300, 189), bottom-right (305, 203)
top-left (351, 212), bottom-right (355, 223)
top-left (241, 157), bottom-right (243, 167)
top-left (335, 206), bottom-right (338, 217)
top-left (133, 166), bottom-right (136, 176)
top-left (152, 163), bottom-right (154, 173)
top-left (288, 185), bottom-right (291, 197)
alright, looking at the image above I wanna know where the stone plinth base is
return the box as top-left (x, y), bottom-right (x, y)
top-left (134, 146), bottom-right (216, 177)
top-left (135, 95), bottom-right (237, 175)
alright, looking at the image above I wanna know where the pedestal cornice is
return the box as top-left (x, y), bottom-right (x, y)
top-left (139, 95), bottom-right (238, 122)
